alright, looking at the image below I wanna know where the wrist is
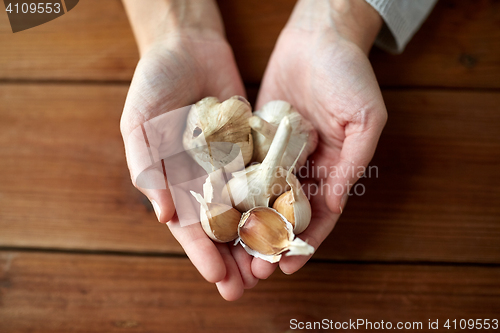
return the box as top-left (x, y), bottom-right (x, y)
top-left (287, 0), bottom-right (382, 54)
top-left (330, 0), bottom-right (382, 53)
top-left (122, 0), bottom-right (225, 55)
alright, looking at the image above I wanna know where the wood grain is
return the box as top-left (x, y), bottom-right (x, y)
top-left (1, 0), bottom-right (498, 328)
top-left (1, 84), bottom-right (499, 263)
top-left (216, 0), bottom-right (295, 84)
top-left (1, 0), bottom-right (498, 88)
top-left (0, 84), bottom-right (181, 253)
top-left (0, 251), bottom-right (499, 332)
top-left (0, 0), bottom-right (138, 81)
top-left (317, 89), bottom-right (500, 263)
top-left (369, 0), bottom-right (500, 89)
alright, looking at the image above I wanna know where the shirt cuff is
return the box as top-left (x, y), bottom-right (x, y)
top-left (364, 0), bottom-right (438, 53)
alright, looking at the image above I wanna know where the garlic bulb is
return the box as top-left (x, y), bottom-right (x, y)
top-left (223, 116), bottom-right (292, 212)
top-left (236, 207), bottom-right (315, 263)
top-left (191, 190), bottom-right (241, 243)
top-left (183, 96), bottom-right (253, 172)
top-left (250, 100), bottom-right (318, 170)
top-left (272, 166), bottom-right (311, 234)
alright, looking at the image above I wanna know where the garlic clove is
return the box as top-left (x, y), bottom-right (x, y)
top-left (251, 100), bottom-right (318, 170)
top-left (183, 96), bottom-right (253, 173)
top-left (223, 116), bottom-right (292, 212)
top-left (273, 190), bottom-right (295, 225)
top-left (236, 207), bottom-right (315, 263)
top-left (273, 144), bottom-right (312, 234)
top-left (191, 191), bottom-right (241, 243)
top-left (238, 207), bottom-right (290, 256)
top-left (204, 203), bottom-right (241, 242)
top-left (272, 173), bottom-right (311, 235)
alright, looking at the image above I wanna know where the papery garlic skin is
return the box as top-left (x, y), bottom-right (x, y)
top-left (191, 191), bottom-right (241, 243)
top-left (203, 168), bottom-right (235, 207)
top-left (251, 100), bottom-right (318, 170)
top-left (224, 164), bottom-right (290, 212)
top-left (183, 96), bottom-right (253, 172)
top-left (236, 207), bottom-right (315, 263)
top-left (223, 116), bottom-right (292, 212)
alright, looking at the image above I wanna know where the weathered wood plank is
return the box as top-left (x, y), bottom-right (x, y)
top-left (0, 0), bottom-right (498, 88)
top-left (370, 0), bottom-right (500, 89)
top-left (222, 0), bottom-right (500, 87)
top-left (319, 89), bottom-right (500, 263)
top-left (0, 0), bottom-right (138, 81)
top-left (1, 84), bottom-right (499, 263)
top-left (0, 84), bottom-right (181, 253)
top-left (216, 0), bottom-right (295, 85)
top-left (0, 251), bottom-right (499, 332)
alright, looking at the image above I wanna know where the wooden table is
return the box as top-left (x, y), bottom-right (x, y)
top-left (1, 0), bottom-right (499, 331)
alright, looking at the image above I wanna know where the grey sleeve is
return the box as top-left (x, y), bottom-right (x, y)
top-left (364, 0), bottom-right (438, 53)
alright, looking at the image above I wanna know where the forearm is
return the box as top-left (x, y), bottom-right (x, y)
top-left (287, 0), bottom-right (383, 54)
top-left (122, 0), bottom-right (225, 55)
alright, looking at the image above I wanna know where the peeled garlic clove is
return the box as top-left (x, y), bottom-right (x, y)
top-left (251, 100), bottom-right (318, 170)
top-left (273, 190), bottom-right (295, 224)
top-left (272, 174), bottom-right (311, 234)
top-left (237, 207), bottom-right (315, 263)
top-left (273, 189), bottom-right (311, 235)
top-left (224, 116), bottom-right (292, 212)
top-left (191, 191), bottom-right (241, 243)
top-left (183, 96), bottom-right (253, 172)
top-left (273, 144), bottom-right (312, 234)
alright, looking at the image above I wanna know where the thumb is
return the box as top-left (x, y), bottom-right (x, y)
top-left (325, 119), bottom-right (385, 214)
top-left (123, 121), bottom-right (177, 223)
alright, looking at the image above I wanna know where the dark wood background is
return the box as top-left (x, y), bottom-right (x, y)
top-left (1, 0), bottom-right (499, 331)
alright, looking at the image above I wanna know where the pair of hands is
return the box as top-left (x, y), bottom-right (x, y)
top-left (121, 0), bottom-right (387, 300)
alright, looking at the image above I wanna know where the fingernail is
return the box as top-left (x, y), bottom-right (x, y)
top-left (151, 200), bottom-right (161, 222)
top-left (236, 95), bottom-right (250, 106)
top-left (340, 192), bottom-right (348, 214)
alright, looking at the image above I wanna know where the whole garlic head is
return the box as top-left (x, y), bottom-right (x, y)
top-left (250, 100), bottom-right (318, 170)
top-left (183, 96), bottom-right (253, 172)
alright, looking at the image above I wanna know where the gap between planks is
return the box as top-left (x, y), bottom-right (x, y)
top-left (1, 80), bottom-right (500, 94)
top-left (1, 246), bottom-right (499, 269)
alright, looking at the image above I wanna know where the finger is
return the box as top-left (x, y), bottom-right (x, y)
top-left (279, 194), bottom-right (340, 275)
top-left (215, 243), bottom-right (245, 301)
top-left (317, 112), bottom-right (386, 214)
top-left (132, 157), bottom-right (175, 223)
top-left (141, 187), bottom-right (175, 223)
top-left (167, 216), bottom-right (226, 284)
top-left (230, 244), bottom-right (259, 289)
top-left (251, 258), bottom-right (278, 280)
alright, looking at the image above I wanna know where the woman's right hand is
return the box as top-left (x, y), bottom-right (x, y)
top-left (120, 0), bottom-right (261, 300)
